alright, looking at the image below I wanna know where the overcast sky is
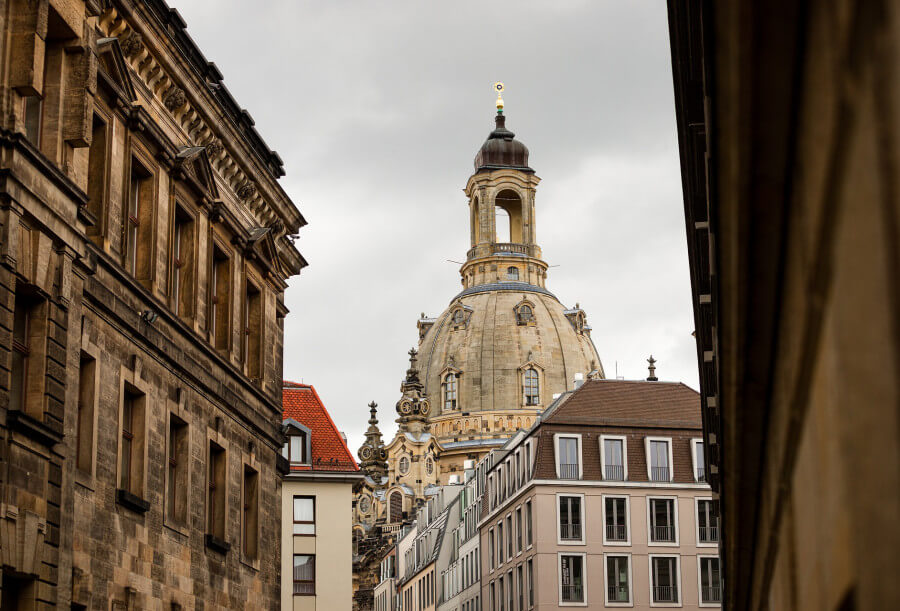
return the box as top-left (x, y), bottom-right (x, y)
top-left (171, 0), bottom-right (698, 454)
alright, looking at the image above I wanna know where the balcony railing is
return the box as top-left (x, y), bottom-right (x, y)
top-left (699, 525), bottom-right (719, 543)
top-left (604, 464), bottom-right (624, 481)
top-left (605, 524), bottom-right (627, 541)
top-left (651, 525), bottom-right (675, 542)
top-left (466, 242), bottom-right (538, 260)
top-left (559, 523), bottom-right (582, 540)
top-left (558, 463), bottom-right (579, 480)
top-left (653, 585), bottom-right (678, 603)
top-left (561, 584), bottom-right (584, 603)
top-left (696, 466), bottom-right (706, 482)
top-left (702, 586), bottom-right (722, 603)
top-left (650, 466), bottom-right (670, 482)
top-left (607, 586), bottom-right (629, 602)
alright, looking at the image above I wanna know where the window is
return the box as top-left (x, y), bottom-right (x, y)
top-left (389, 490), bottom-right (402, 522)
top-left (119, 385), bottom-right (145, 498)
top-left (86, 115), bottom-right (108, 225)
top-left (559, 554), bottom-right (585, 603)
top-left (697, 499), bottom-right (718, 544)
top-left (507, 569), bottom-right (514, 611)
top-left (604, 496), bottom-right (628, 543)
top-left (606, 555), bottom-right (630, 604)
top-left (498, 576), bottom-right (505, 611)
top-left (515, 304), bottom-right (534, 326)
top-left (601, 436), bottom-right (626, 481)
top-left (525, 501), bottom-right (532, 547)
top-left (650, 556), bottom-right (679, 603)
top-left (517, 564), bottom-right (523, 610)
top-left (125, 159), bottom-right (152, 279)
top-left (649, 498), bottom-right (676, 543)
top-left (692, 439), bottom-right (706, 482)
top-left (10, 292), bottom-right (46, 418)
top-left (647, 438), bottom-right (672, 482)
top-left (210, 246), bottom-right (231, 350)
top-left (399, 456), bottom-right (410, 474)
top-left (556, 435), bottom-right (580, 480)
top-left (243, 280), bottom-right (262, 379)
top-left (170, 204), bottom-right (195, 318)
top-left (293, 554), bottom-right (315, 595)
top-left (523, 368), bottom-right (539, 406)
top-left (23, 95), bottom-right (42, 146)
top-left (242, 465), bottom-right (259, 559)
top-left (76, 353), bottom-right (96, 472)
top-left (490, 582), bottom-right (496, 611)
top-left (443, 372), bottom-right (459, 410)
top-left (699, 557), bottom-right (722, 604)
top-left (506, 515), bottom-right (513, 558)
top-left (166, 416), bottom-right (188, 525)
top-left (515, 507), bottom-right (523, 553)
top-left (283, 431), bottom-right (309, 464)
top-left (558, 495), bottom-right (583, 542)
top-left (527, 559), bottom-right (534, 608)
top-left (294, 496), bottom-right (315, 535)
top-left (207, 441), bottom-right (226, 540)
top-left (426, 457), bottom-right (434, 474)
top-left (497, 522), bottom-right (503, 567)
top-left (489, 528), bottom-right (495, 569)
top-left (507, 266), bottom-right (519, 281)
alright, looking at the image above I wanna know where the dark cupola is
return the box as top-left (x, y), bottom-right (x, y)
top-left (474, 82), bottom-right (533, 173)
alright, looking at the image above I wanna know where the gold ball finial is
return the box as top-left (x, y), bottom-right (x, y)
top-left (494, 82), bottom-right (505, 113)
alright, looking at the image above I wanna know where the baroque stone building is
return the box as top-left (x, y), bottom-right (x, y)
top-left (0, 0), bottom-right (305, 608)
top-left (353, 93), bottom-right (604, 610)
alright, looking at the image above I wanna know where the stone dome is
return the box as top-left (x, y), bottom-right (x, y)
top-left (474, 114), bottom-right (533, 173)
top-left (417, 283), bottom-right (602, 447)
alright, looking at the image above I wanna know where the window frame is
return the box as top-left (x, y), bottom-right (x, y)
top-left (600, 434), bottom-right (628, 481)
top-left (691, 438), bottom-right (706, 483)
top-left (647, 496), bottom-right (679, 546)
top-left (601, 494), bottom-right (631, 546)
top-left (555, 493), bottom-right (586, 545)
top-left (694, 497), bottom-right (718, 547)
top-left (603, 553), bottom-right (633, 607)
top-left (557, 552), bottom-right (588, 607)
top-left (165, 412), bottom-right (190, 529)
top-left (648, 553), bottom-right (682, 607)
top-left (696, 555), bottom-right (722, 607)
top-left (443, 371), bottom-right (459, 411)
top-left (293, 553), bottom-right (316, 596)
top-left (553, 433), bottom-right (583, 480)
top-left (525, 500), bottom-right (533, 549)
top-left (645, 436), bottom-right (674, 482)
top-left (522, 368), bottom-right (540, 406)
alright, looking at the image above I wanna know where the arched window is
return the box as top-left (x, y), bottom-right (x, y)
top-left (389, 491), bottom-right (402, 523)
top-left (426, 457), bottom-right (434, 475)
top-left (516, 304), bottom-right (534, 325)
top-left (507, 267), bottom-right (519, 281)
top-left (524, 368), bottom-right (540, 406)
top-left (399, 456), bottom-right (410, 474)
top-left (443, 372), bottom-right (458, 410)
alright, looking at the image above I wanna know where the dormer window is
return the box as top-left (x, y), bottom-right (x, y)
top-left (506, 266), bottom-right (519, 281)
top-left (283, 430), bottom-right (309, 464)
top-left (443, 372), bottom-right (459, 410)
top-left (515, 302), bottom-right (535, 326)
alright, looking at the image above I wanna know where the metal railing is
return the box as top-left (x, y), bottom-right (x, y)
top-left (561, 584), bottom-right (584, 603)
top-left (607, 586), bottom-right (629, 602)
top-left (650, 466), bottom-right (670, 481)
top-left (558, 463), bottom-right (579, 480)
top-left (604, 464), bottom-right (624, 481)
top-left (606, 524), bottom-right (627, 541)
top-left (699, 525), bottom-right (719, 543)
top-left (653, 585), bottom-right (678, 603)
top-left (702, 586), bottom-right (722, 603)
top-left (696, 466), bottom-right (706, 482)
top-left (651, 525), bottom-right (675, 542)
top-left (559, 523), bottom-right (582, 540)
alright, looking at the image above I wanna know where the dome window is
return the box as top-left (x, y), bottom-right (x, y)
top-left (426, 457), bottom-right (434, 475)
top-left (515, 302), bottom-right (535, 326)
top-left (524, 368), bottom-right (540, 406)
top-left (443, 372), bottom-right (459, 411)
top-left (399, 456), bottom-right (410, 475)
top-left (449, 304), bottom-right (473, 330)
top-left (506, 266), bottom-right (519, 281)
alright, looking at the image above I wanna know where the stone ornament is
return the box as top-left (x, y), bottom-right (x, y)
top-left (164, 87), bottom-right (186, 110)
top-left (237, 182), bottom-right (257, 200)
top-left (205, 139), bottom-right (224, 158)
top-left (119, 31), bottom-right (144, 57)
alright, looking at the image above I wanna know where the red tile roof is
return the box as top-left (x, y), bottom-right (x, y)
top-left (282, 381), bottom-right (359, 472)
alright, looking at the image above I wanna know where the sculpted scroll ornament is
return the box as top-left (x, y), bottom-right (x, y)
top-left (164, 87), bottom-right (187, 111)
top-left (237, 182), bottom-right (257, 200)
top-left (119, 32), bottom-right (144, 57)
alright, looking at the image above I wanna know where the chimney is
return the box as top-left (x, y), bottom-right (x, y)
top-left (573, 372), bottom-right (584, 389)
top-left (647, 355), bottom-right (658, 381)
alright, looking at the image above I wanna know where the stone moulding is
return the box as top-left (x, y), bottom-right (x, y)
top-left (0, 504), bottom-right (47, 577)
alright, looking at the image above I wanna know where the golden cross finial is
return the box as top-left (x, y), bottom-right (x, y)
top-left (494, 82), bottom-right (505, 113)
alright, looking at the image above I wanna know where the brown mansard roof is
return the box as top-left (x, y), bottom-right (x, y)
top-left (543, 379), bottom-right (702, 429)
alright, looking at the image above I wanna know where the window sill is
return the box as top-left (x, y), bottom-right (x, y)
top-left (7, 409), bottom-right (63, 447)
top-left (115, 489), bottom-right (150, 514)
top-left (205, 533), bottom-right (231, 554)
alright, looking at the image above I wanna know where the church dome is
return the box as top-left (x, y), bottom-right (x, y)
top-left (474, 114), bottom-right (533, 173)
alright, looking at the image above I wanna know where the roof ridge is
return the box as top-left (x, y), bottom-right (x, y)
top-left (303, 384), bottom-right (359, 470)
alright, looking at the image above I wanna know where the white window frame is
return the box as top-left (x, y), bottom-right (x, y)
top-left (525, 499), bottom-right (533, 550)
top-left (696, 555), bottom-right (722, 608)
top-left (646, 495), bottom-right (680, 547)
top-left (557, 551), bottom-right (588, 607)
top-left (488, 526), bottom-right (495, 573)
top-left (603, 552), bottom-right (634, 607)
top-left (648, 553), bottom-right (682, 608)
top-left (690, 438), bottom-right (705, 483)
top-left (555, 492), bottom-right (586, 546)
top-left (694, 497), bottom-right (718, 548)
top-left (601, 494), bottom-right (632, 546)
top-left (600, 434), bottom-right (628, 481)
top-left (645, 437), bottom-right (674, 482)
top-left (553, 433), bottom-right (583, 480)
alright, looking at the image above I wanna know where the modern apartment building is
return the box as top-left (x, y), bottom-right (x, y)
top-left (281, 382), bottom-right (362, 610)
top-left (439, 463), bottom-right (484, 611)
top-left (479, 378), bottom-right (721, 609)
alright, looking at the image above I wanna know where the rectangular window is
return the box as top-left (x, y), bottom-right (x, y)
top-left (557, 436), bottom-right (579, 480)
top-left (490, 582), bottom-right (496, 611)
top-left (293, 554), bottom-right (315, 595)
top-left (649, 439), bottom-right (671, 482)
top-left (606, 556), bottom-right (630, 603)
top-left (506, 515), bottom-right (513, 558)
top-left (604, 497), bottom-right (628, 542)
top-left (498, 576), bottom-right (504, 611)
top-left (559, 555), bottom-right (585, 603)
top-left (170, 205), bottom-right (194, 318)
top-left (210, 246), bottom-right (231, 350)
top-left (207, 441), bottom-right (226, 540)
top-left (525, 501), bottom-right (532, 547)
top-left (515, 507), bottom-right (523, 553)
top-left (558, 496), bottom-right (582, 541)
top-left (76, 353), bottom-right (96, 472)
top-left (651, 556), bottom-right (679, 603)
top-left (603, 437), bottom-right (625, 481)
top-left (86, 115), bottom-right (108, 225)
top-left (125, 160), bottom-right (151, 278)
top-left (242, 465), bottom-right (259, 559)
top-left (119, 385), bottom-right (145, 497)
top-left (166, 415), bottom-right (188, 525)
top-left (699, 557), bottom-right (722, 603)
top-left (649, 498), bottom-right (676, 543)
top-left (527, 559), bottom-right (534, 608)
top-left (489, 529), bottom-right (495, 569)
top-left (294, 496), bottom-right (315, 535)
top-left (507, 570), bottom-right (513, 610)
top-left (243, 280), bottom-right (262, 379)
top-left (693, 440), bottom-right (706, 482)
top-left (286, 432), bottom-right (307, 463)
top-left (698, 500), bottom-right (719, 543)
top-left (23, 95), bottom-right (42, 146)
top-left (10, 292), bottom-right (46, 419)
top-left (517, 564), bottom-right (523, 611)
top-left (497, 522), bottom-right (503, 567)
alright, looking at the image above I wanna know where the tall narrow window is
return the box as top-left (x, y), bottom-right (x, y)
top-left (76, 353), bottom-right (96, 472)
top-left (443, 372), bottom-right (458, 410)
top-left (606, 556), bottom-right (630, 603)
top-left (86, 115), bottom-right (108, 224)
top-left (166, 416), bottom-right (188, 524)
top-left (649, 498), bottom-right (676, 542)
top-left (651, 556), bottom-right (679, 603)
top-left (604, 497), bottom-right (628, 542)
top-left (389, 490), bottom-right (402, 523)
top-left (699, 557), bottom-right (722, 603)
top-left (523, 369), bottom-right (539, 405)
top-left (527, 558), bottom-right (534, 608)
top-left (285, 431), bottom-right (308, 464)
top-left (559, 555), bottom-right (585, 603)
top-left (23, 95), bottom-right (42, 146)
top-left (557, 436), bottom-right (579, 480)
top-left (489, 529), bottom-right (495, 568)
top-left (207, 441), bottom-right (226, 541)
top-left (506, 515), bottom-right (513, 558)
top-left (242, 465), bottom-right (259, 559)
top-left (698, 500), bottom-right (719, 543)
top-left (243, 281), bottom-right (262, 379)
top-left (293, 554), bottom-right (315, 595)
top-left (293, 496), bottom-right (315, 535)
top-left (558, 496), bottom-right (582, 541)
top-left (525, 501), bottom-right (532, 547)
top-left (125, 160), bottom-right (151, 277)
top-left (693, 440), bottom-right (706, 482)
top-left (9, 293), bottom-right (32, 413)
top-left (496, 522), bottom-right (503, 567)
top-left (603, 438), bottom-right (625, 481)
top-left (10, 292), bottom-right (46, 419)
top-left (649, 439), bottom-right (671, 481)
top-left (171, 205), bottom-right (194, 318)
top-left (119, 385), bottom-right (145, 499)
top-left (515, 507), bottom-right (523, 553)
top-left (517, 564), bottom-right (523, 611)
top-left (210, 246), bottom-right (230, 350)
